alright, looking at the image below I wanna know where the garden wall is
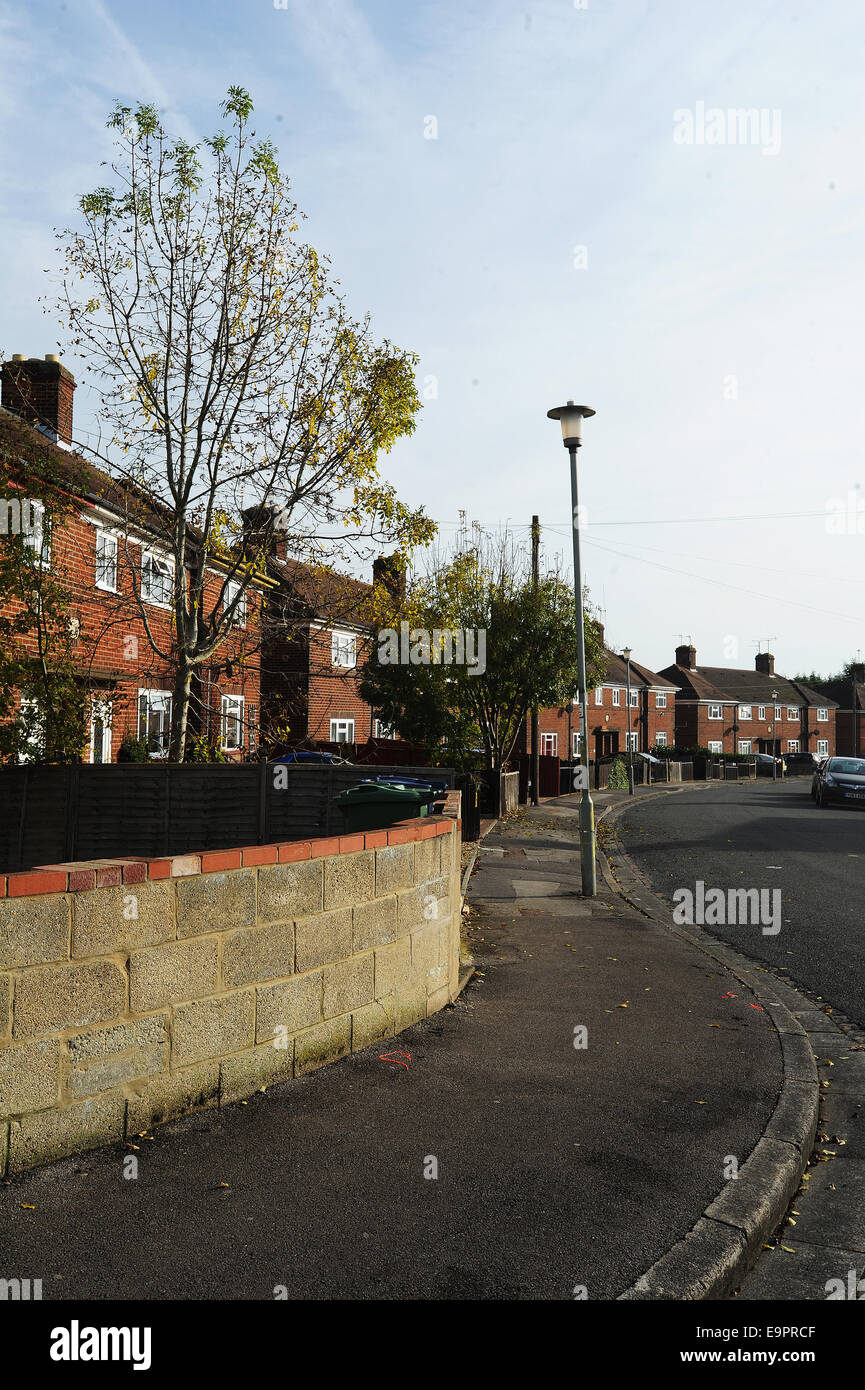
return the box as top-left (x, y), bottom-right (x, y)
top-left (0, 807), bottom-right (461, 1176)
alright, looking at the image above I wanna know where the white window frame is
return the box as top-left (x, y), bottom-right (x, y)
top-left (224, 578), bottom-right (247, 629)
top-left (787, 707), bottom-right (799, 721)
top-left (708, 704), bottom-right (723, 720)
top-left (95, 528), bottom-right (118, 592)
top-left (594, 687), bottom-right (604, 706)
top-left (757, 705), bottom-right (766, 721)
top-left (774, 705), bottom-right (782, 720)
top-left (738, 705), bottom-right (752, 720)
top-left (626, 731), bottom-right (638, 751)
top-left (817, 707), bottom-right (828, 722)
top-left (572, 730), bottom-right (582, 758)
top-left (141, 550), bottom-right (174, 608)
top-left (540, 732), bottom-right (558, 757)
top-left (655, 731), bottom-right (668, 746)
top-left (331, 630), bottom-right (357, 669)
top-left (708, 740), bottom-right (723, 754)
top-left (220, 694), bottom-right (245, 752)
top-left (137, 689), bottom-right (173, 757)
top-left (330, 717), bottom-right (355, 744)
top-left (89, 698), bottom-right (112, 764)
top-left (738, 739), bottom-right (752, 754)
top-left (20, 501), bottom-right (50, 569)
top-left (787, 740), bottom-right (800, 754)
top-left (628, 689), bottom-right (639, 708)
top-left (612, 688), bottom-right (621, 707)
top-left (656, 692), bottom-right (667, 709)
top-left (817, 739), bottom-right (829, 756)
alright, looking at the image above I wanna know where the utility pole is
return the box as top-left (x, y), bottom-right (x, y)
top-left (530, 514), bottom-right (540, 806)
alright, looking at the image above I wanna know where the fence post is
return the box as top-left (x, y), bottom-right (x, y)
top-left (258, 759), bottom-right (268, 845)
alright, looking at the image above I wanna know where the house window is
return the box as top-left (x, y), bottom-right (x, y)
top-left (626, 731), bottom-right (638, 751)
top-left (787, 707), bottom-right (799, 721)
top-left (374, 718), bottom-right (395, 739)
top-left (17, 696), bottom-right (45, 763)
top-left (90, 699), bottom-right (112, 763)
top-left (738, 739), bottom-right (752, 754)
top-left (540, 732), bottom-right (558, 756)
top-left (21, 501), bottom-right (50, 569)
top-left (817, 707), bottom-right (828, 722)
top-left (95, 530), bottom-right (118, 591)
top-left (137, 690), bottom-right (172, 756)
top-left (594, 687), bottom-right (604, 706)
top-left (774, 705), bottom-right (782, 720)
top-left (738, 705), bottom-right (752, 720)
top-left (220, 695), bottom-right (245, 751)
top-left (612, 688), bottom-right (621, 707)
top-left (757, 706), bottom-right (766, 721)
top-left (330, 718), bottom-right (355, 743)
top-left (817, 739), bottom-right (829, 756)
top-left (708, 740), bottom-right (723, 754)
top-left (655, 732), bottom-right (668, 746)
top-left (628, 690), bottom-right (638, 708)
top-left (708, 704), bottom-right (723, 720)
top-left (656, 692), bottom-right (667, 709)
top-left (572, 730), bottom-right (582, 758)
top-left (224, 579), bottom-right (247, 628)
top-left (141, 550), bottom-right (174, 607)
top-left (331, 630), bottom-right (356, 668)
top-left (787, 740), bottom-right (800, 754)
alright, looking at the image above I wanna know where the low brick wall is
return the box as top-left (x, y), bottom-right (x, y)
top-left (0, 812), bottom-right (460, 1176)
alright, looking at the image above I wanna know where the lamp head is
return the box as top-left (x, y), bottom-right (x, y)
top-left (547, 399), bottom-right (596, 448)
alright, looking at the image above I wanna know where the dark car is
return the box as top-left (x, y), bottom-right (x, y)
top-left (812, 756), bottom-right (865, 807)
top-left (785, 751), bottom-right (819, 774)
top-left (754, 752), bottom-right (786, 775)
top-left (271, 749), bottom-right (352, 766)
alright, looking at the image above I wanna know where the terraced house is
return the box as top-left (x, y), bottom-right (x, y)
top-left (658, 643), bottom-right (837, 759)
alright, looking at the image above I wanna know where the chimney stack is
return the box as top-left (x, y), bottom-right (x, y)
top-left (851, 663), bottom-right (865, 684)
top-left (755, 651), bottom-right (775, 677)
top-left (241, 505), bottom-right (287, 562)
top-left (1, 355), bottom-right (76, 446)
top-left (675, 642), bottom-right (696, 670)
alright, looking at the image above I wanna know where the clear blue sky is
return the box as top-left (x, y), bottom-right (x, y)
top-left (2, 0), bottom-right (863, 677)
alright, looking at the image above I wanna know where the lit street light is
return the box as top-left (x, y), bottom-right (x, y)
top-left (547, 399), bottom-right (597, 897)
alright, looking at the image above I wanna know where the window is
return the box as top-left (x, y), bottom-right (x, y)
top-left (774, 705), bottom-right (782, 720)
top-left (220, 695), bottom-right (245, 751)
top-left (612, 688), bottom-right (621, 707)
top-left (655, 732), bottom-right (668, 746)
top-left (572, 730), bottom-right (582, 758)
top-left (787, 740), bottom-right (800, 754)
top-left (738, 705), bottom-right (752, 720)
top-left (817, 739), bottom-right (829, 756)
top-left (708, 740), bottom-right (723, 754)
top-left (738, 739), bottom-right (752, 754)
top-left (95, 530), bottom-right (118, 591)
top-left (330, 718), bottom-right (355, 743)
top-left (817, 707), bottom-right (828, 722)
top-left (331, 630), bottom-right (356, 668)
top-left (708, 704), bottom-right (723, 720)
top-left (374, 718), bottom-right (395, 739)
top-left (17, 696), bottom-right (45, 763)
top-left (628, 690), bottom-right (638, 708)
top-left (141, 550), bottom-right (174, 607)
top-left (656, 692), bottom-right (667, 709)
top-left (17, 501), bottom-right (50, 569)
top-left (787, 707), bottom-right (799, 721)
top-left (224, 579), bottom-right (247, 628)
top-left (594, 687), bottom-right (604, 706)
top-left (137, 690), bottom-right (172, 756)
top-left (540, 732), bottom-right (558, 756)
top-left (90, 699), bottom-right (112, 763)
top-left (757, 706), bottom-right (766, 721)
top-left (626, 731), bottom-right (638, 751)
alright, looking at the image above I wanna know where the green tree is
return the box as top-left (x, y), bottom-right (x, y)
top-left (0, 416), bottom-right (90, 763)
top-left (359, 530), bottom-right (605, 776)
top-left (56, 88), bottom-right (435, 760)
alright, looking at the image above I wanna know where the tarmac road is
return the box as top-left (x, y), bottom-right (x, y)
top-left (617, 778), bottom-right (865, 1028)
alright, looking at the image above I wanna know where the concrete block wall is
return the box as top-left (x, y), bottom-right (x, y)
top-left (0, 812), bottom-right (460, 1176)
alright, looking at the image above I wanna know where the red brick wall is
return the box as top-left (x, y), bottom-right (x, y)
top-left (531, 687), bottom-right (675, 758)
top-left (679, 702), bottom-right (835, 756)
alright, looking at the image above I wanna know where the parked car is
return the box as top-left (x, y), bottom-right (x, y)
top-left (271, 749), bottom-right (353, 766)
top-left (812, 756), bottom-right (865, 807)
top-left (754, 752), bottom-right (787, 775)
top-left (785, 751), bottom-right (819, 775)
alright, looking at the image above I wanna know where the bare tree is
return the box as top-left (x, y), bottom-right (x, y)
top-left (55, 88), bottom-right (434, 759)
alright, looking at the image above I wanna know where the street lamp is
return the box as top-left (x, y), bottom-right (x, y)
top-left (623, 647), bottom-right (635, 796)
top-left (771, 689), bottom-right (779, 780)
top-left (547, 399), bottom-right (597, 897)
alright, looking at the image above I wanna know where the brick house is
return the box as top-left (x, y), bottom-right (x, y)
top-left (806, 663), bottom-right (865, 757)
top-left (1, 354), bottom-right (266, 761)
top-left (527, 637), bottom-right (679, 761)
top-left (658, 644), bottom-right (837, 758)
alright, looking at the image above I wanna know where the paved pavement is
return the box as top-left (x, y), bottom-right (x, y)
top-left (0, 795), bottom-right (779, 1300)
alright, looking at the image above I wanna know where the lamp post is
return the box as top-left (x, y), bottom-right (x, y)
top-left (623, 647), bottom-right (635, 796)
top-left (771, 689), bottom-right (779, 780)
top-left (547, 399), bottom-right (596, 897)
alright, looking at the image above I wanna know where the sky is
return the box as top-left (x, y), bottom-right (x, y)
top-left (1, 0), bottom-right (864, 679)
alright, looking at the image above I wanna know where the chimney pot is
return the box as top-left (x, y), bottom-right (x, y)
top-left (675, 643), bottom-right (696, 671)
top-left (11, 353), bottom-right (25, 362)
top-left (1, 354), bottom-right (76, 446)
top-left (755, 651), bottom-right (775, 677)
